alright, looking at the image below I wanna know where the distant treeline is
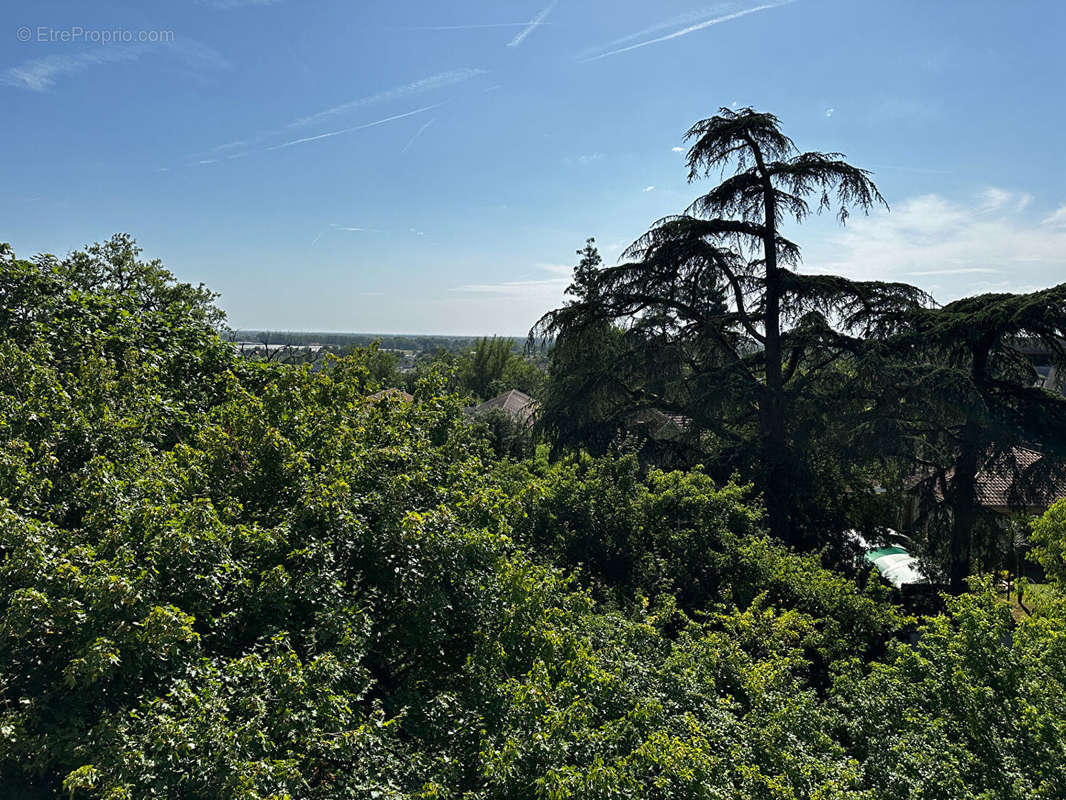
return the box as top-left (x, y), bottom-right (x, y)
top-left (225, 329), bottom-right (524, 353)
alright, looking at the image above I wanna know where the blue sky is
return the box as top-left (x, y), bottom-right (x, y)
top-left (3, 0), bottom-right (1065, 335)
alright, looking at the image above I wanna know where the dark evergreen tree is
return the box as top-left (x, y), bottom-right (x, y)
top-left (872, 288), bottom-right (1066, 592)
top-left (535, 108), bottom-right (928, 545)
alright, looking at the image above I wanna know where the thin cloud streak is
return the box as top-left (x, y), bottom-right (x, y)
top-left (451, 263), bottom-right (573, 297)
top-left (580, 1), bottom-right (793, 62)
top-left (200, 0), bottom-right (282, 7)
top-left (400, 118), bottom-right (437, 153)
top-left (264, 104), bottom-right (442, 152)
top-left (508, 1), bottom-right (558, 47)
top-left (452, 277), bottom-right (569, 296)
top-left (311, 224), bottom-right (383, 247)
top-left (211, 139), bottom-right (249, 153)
top-left (288, 67), bottom-right (484, 130)
top-left (390, 22), bottom-right (548, 30)
top-left (201, 68), bottom-right (480, 160)
top-left (867, 163), bottom-right (953, 175)
top-left (2, 40), bottom-right (228, 91)
top-left (908, 268), bottom-right (1001, 276)
top-left (576, 5), bottom-right (731, 59)
top-left (2, 48), bottom-right (144, 91)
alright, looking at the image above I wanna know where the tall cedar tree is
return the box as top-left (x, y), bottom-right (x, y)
top-left (535, 108), bottom-right (928, 546)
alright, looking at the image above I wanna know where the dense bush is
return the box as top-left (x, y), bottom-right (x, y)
top-left (833, 583), bottom-right (1066, 799)
top-left (497, 454), bottom-right (900, 676)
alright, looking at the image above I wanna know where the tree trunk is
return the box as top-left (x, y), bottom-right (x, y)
top-left (754, 147), bottom-right (793, 547)
top-left (761, 297), bottom-right (791, 545)
top-left (949, 422), bottom-right (981, 594)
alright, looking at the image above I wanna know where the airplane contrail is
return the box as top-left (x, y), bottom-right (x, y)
top-left (288, 68), bottom-right (483, 130)
top-left (580, 1), bottom-right (792, 62)
top-left (264, 104), bottom-right (443, 152)
top-left (508, 1), bottom-right (558, 47)
top-left (391, 22), bottom-right (549, 31)
top-left (400, 118), bottom-right (438, 154)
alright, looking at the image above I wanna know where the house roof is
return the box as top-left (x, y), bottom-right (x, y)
top-left (971, 448), bottom-right (1066, 508)
top-left (924, 447), bottom-right (1066, 510)
top-left (626, 409), bottom-right (692, 440)
top-left (471, 389), bottom-right (537, 422)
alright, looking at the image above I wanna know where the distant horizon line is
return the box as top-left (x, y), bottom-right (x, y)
top-left (227, 328), bottom-right (532, 339)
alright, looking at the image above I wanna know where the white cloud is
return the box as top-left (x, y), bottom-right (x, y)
top-left (535, 262), bottom-right (574, 275)
top-left (452, 262), bottom-right (572, 298)
top-left (575, 152), bottom-right (605, 164)
top-left (977, 186), bottom-right (1031, 213)
top-left (2, 40), bottom-right (228, 91)
top-left (454, 278), bottom-right (567, 296)
top-left (1041, 204), bottom-right (1066, 229)
top-left (3, 48), bottom-right (143, 91)
top-left (643, 185), bottom-right (655, 192)
top-left (671, 146), bottom-right (685, 153)
top-left (825, 107), bottom-right (835, 117)
top-left (809, 189), bottom-right (1066, 300)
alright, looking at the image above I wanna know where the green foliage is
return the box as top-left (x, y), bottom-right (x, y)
top-left (832, 580), bottom-right (1066, 799)
top-left (468, 336), bottom-right (514, 399)
top-left (0, 235), bottom-right (228, 388)
top-left (1032, 499), bottom-right (1066, 588)
top-left (473, 407), bottom-right (537, 462)
top-left (3, 235), bottom-right (1065, 799)
top-left (402, 337), bottom-right (545, 403)
top-left (0, 341), bottom-right (513, 795)
top-left (499, 454), bottom-right (901, 673)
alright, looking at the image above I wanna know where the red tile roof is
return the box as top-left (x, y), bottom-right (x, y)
top-left (937, 447), bottom-right (1066, 510)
